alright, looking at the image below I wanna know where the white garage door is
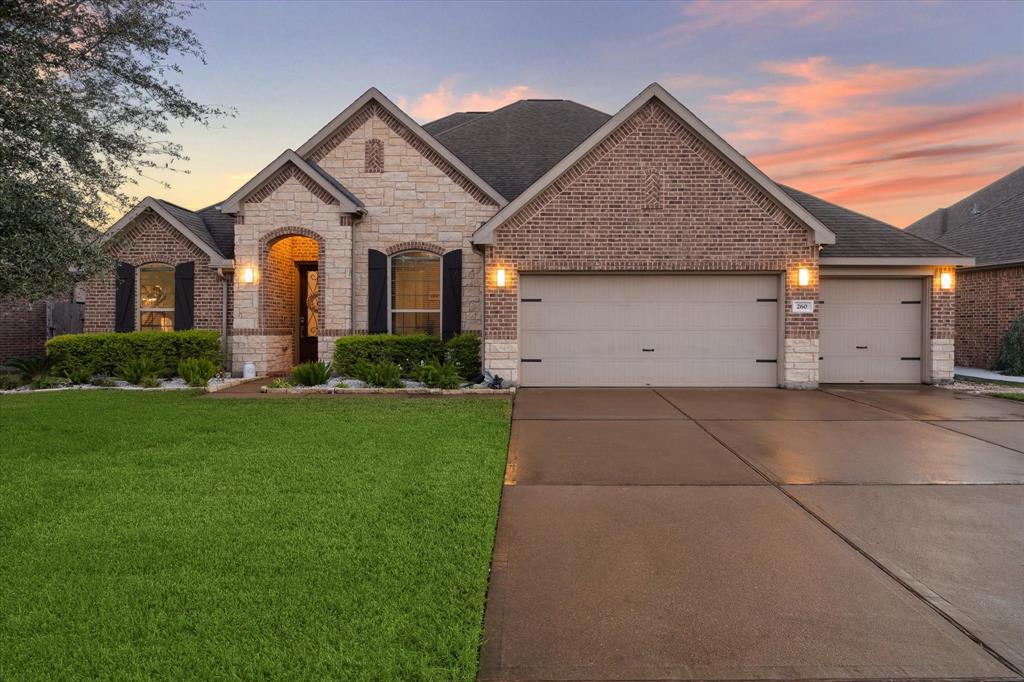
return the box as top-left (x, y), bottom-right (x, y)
top-left (820, 278), bottom-right (923, 384)
top-left (518, 274), bottom-right (780, 387)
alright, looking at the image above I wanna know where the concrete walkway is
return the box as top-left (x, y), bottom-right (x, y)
top-left (956, 366), bottom-right (1024, 384)
top-left (479, 386), bottom-right (1024, 681)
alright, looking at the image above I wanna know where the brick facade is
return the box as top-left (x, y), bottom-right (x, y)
top-left (83, 212), bottom-right (227, 336)
top-left (482, 100), bottom-right (819, 386)
top-left (955, 265), bottom-right (1024, 369)
top-left (0, 300), bottom-right (48, 363)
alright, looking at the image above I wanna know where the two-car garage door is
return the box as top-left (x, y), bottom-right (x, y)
top-left (518, 274), bottom-right (779, 387)
top-left (517, 273), bottom-right (926, 387)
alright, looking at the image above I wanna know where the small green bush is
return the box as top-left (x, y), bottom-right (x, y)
top-left (415, 360), bottom-right (463, 389)
top-left (292, 361), bottom-right (332, 386)
top-left (47, 330), bottom-right (221, 378)
top-left (444, 333), bottom-right (481, 380)
top-left (64, 365), bottom-right (94, 385)
top-left (178, 358), bottom-right (219, 387)
top-left (10, 356), bottom-right (56, 385)
top-left (0, 373), bottom-right (25, 390)
top-left (334, 334), bottom-right (443, 376)
top-left (33, 375), bottom-right (67, 390)
top-left (118, 356), bottom-right (164, 385)
top-left (995, 314), bottom-right (1024, 376)
top-left (353, 360), bottom-right (403, 388)
top-left (266, 378), bottom-right (293, 389)
top-left (138, 375), bottom-right (161, 389)
top-left (91, 376), bottom-right (116, 387)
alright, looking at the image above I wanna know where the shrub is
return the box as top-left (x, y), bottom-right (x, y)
top-left (47, 330), bottom-right (221, 378)
top-left (266, 378), bottom-right (293, 389)
top-left (444, 333), bottom-right (481, 380)
top-left (91, 376), bottom-right (116, 387)
top-left (292, 361), bottom-right (332, 386)
top-left (353, 359), bottom-right (403, 388)
top-left (334, 334), bottom-right (443, 377)
top-left (178, 357), bottom-right (219, 387)
top-left (10, 356), bottom-right (56, 385)
top-left (415, 360), bottom-right (463, 389)
top-left (995, 314), bottom-right (1024, 376)
top-left (33, 375), bottom-right (67, 390)
top-left (118, 356), bottom-right (164, 385)
top-left (64, 365), bottom-right (94, 385)
top-left (138, 375), bottom-right (161, 389)
top-left (0, 373), bottom-right (24, 390)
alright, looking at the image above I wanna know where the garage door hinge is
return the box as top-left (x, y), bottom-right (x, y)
top-left (901, 300), bottom-right (922, 304)
top-left (755, 359), bottom-right (778, 363)
top-left (900, 356), bottom-right (921, 361)
top-left (521, 358), bottom-right (542, 363)
top-left (756, 298), bottom-right (778, 302)
top-left (520, 298), bottom-right (542, 303)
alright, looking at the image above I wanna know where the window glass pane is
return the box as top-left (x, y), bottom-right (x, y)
top-left (391, 252), bottom-right (440, 311)
top-left (140, 311), bottom-right (174, 331)
top-left (140, 265), bottom-right (175, 311)
top-left (392, 312), bottom-right (440, 336)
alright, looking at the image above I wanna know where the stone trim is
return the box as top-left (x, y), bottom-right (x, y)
top-left (783, 338), bottom-right (819, 389)
top-left (246, 163), bottom-right (339, 206)
top-left (385, 241), bottom-right (447, 256)
top-left (257, 228), bottom-right (326, 344)
top-left (307, 102), bottom-right (498, 207)
top-left (929, 338), bottom-right (955, 384)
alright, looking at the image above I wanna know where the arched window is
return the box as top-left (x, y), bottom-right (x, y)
top-left (390, 251), bottom-right (440, 335)
top-left (138, 263), bottom-right (175, 331)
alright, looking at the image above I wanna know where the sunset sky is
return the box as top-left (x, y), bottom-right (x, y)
top-left (139, 0), bottom-right (1024, 227)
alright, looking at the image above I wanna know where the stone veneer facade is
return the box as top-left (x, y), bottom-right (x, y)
top-left (954, 265), bottom-right (1023, 369)
top-left (481, 100), bottom-right (820, 388)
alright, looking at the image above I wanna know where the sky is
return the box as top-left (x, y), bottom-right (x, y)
top-left (137, 0), bottom-right (1024, 228)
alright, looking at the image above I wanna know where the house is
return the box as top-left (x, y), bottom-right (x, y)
top-left (906, 166), bottom-right (1024, 370)
top-left (83, 83), bottom-right (973, 388)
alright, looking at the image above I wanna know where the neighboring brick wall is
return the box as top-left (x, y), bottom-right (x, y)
top-left (311, 104), bottom-right (496, 335)
top-left (955, 265), bottom-right (1024, 368)
top-left (0, 300), bottom-right (48, 362)
top-left (84, 212), bottom-right (225, 333)
top-left (927, 266), bottom-right (958, 384)
top-left (482, 99), bottom-right (820, 385)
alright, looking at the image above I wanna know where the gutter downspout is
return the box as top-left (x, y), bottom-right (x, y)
top-left (351, 210), bottom-right (365, 335)
top-left (217, 268), bottom-right (231, 371)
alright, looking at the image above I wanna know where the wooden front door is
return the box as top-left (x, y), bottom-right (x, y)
top-left (297, 262), bottom-right (319, 364)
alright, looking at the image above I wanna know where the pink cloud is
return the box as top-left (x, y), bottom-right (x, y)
top-left (403, 80), bottom-right (543, 122)
top-left (658, 0), bottom-right (852, 45)
top-left (712, 57), bottom-right (1024, 225)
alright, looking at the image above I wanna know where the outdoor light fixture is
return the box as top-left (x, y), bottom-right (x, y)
top-left (496, 268), bottom-right (507, 288)
top-left (939, 271), bottom-right (953, 290)
top-left (798, 267), bottom-right (810, 286)
top-left (242, 266), bottom-right (255, 284)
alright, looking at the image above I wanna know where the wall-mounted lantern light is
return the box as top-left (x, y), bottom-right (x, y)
top-left (797, 267), bottom-right (810, 287)
top-left (242, 266), bottom-right (255, 284)
top-left (939, 271), bottom-right (953, 290)
top-left (496, 268), bottom-right (507, 288)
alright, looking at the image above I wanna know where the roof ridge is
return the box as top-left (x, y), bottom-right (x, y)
top-left (155, 198), bottom-right (198, 214)
top-left (433, 102), bottom-right (524, 138)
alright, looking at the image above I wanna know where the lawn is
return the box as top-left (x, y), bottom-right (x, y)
top-left (993, 391), bottom-right (1024, 402)
top-left (0, 391), bottom-right (511, 680)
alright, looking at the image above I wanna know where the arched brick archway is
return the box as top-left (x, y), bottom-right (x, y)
top-left (257, 227), bottom-right (326, 365)
top-left (384, 241), bottom-right (446, 256)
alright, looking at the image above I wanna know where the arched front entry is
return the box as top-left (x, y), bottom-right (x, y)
top-left (259, 229), bottom-right (324, 368)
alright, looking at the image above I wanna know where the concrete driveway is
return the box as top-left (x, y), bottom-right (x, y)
top-left (479, 386), bottom-right (1024, 681)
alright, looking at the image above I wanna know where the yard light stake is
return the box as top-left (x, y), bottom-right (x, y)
top-left (939, 272), bottom-right (953, 290)
top-left (798, 267), bottom-right (810, 287)
top-left (496, 268), bottom-right (507, 288)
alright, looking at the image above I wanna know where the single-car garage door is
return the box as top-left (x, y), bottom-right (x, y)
top-left (820, 278), bottom-right (923, 383)
top-left (518, 274), bottom-right (779, 387)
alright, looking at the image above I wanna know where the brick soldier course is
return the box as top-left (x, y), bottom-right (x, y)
top-left (79, 84), bottom-right (972, 387)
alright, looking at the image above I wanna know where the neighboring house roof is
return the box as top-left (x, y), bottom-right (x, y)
top-left (422, 111), bottom-right (488, 135)
top-left (470, 83), bottom-right (837, 247)
top-left (430, 100), bottom-right (611, 201)
top-left (905, 166), bottom-right (1024, 267)
top-left (781, 186), bottom-right (973, 264)
top-left (101, 197), bottom-right (233, 267)
top-left (295, 87), bottom-right (507, 206)
top-left (220, 150), bottom-right (364, 214)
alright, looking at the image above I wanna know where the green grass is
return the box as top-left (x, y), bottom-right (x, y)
top-left (992, 392), bottom-right (1024, 402)
top-left (0, 391), bottom-right (511, 680)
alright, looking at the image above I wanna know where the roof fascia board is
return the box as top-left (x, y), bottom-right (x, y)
top-left (472, 82), bottom-right (836, 246)
top-left (220, 150), bottom-right (361, 213)
top-left (820, 256), bottom-right (976, 266)
top-left (101, 197), bottom-right (232, 267)
top-left (295, 87), bottom-right (507, 206)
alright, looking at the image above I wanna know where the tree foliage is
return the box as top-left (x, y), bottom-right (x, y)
top-left (0, 0), bottom-right (227, 300)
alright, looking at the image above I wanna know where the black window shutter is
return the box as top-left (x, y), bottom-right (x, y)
top-left (114, 261), bottom-right (135, 332)
top-left (174, 261), bottom-right (195, 330)
top-left (368, 249), bottom-right (388, 333)
top-left (442, 249), bottom-right (462, 340)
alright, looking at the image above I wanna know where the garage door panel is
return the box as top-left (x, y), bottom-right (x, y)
top-left (820, 279), bottom-right (923, 384)
top-left (518, 274), bottom-right (779, 387)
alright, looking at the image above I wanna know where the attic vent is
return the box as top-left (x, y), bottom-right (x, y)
top-left (970, 202), bottom-right (980, 215)
top-left (642, 168), bottom-right (662, 210)
top-left (365, 138), bottom-right (384, 174)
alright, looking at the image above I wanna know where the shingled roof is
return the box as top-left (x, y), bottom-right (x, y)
top-left (155, 200), bottom-right (235, 259)
top-left (780, 186), bottom-right (968, 260)
top-left (430, 99), bottom-right (610, 201)
top-left (905, 166), bottom-right (1024, 267)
